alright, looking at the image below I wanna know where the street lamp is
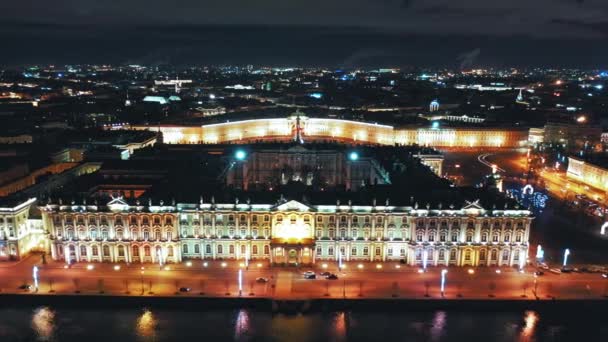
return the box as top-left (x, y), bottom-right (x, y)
top-left (422, 250), bottom-right (428, 272)
top-left (440, 269), bottom-right (448, 297)
top-left (238, 269), bottom-right (243, 296)
top-left (536, 245), bottom-right (544, 260)
top-left (563, 249), bottom-right (571, 267)
top-left (33, 266), bottom-right (39, 292)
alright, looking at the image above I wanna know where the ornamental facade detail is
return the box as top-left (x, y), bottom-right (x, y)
top-left (40, 198), bottom-right (532, 267)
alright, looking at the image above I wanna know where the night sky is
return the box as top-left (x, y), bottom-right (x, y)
top-left (1, 0), bottom-right (607, 67)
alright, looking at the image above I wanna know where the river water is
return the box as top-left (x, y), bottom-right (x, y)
top-left (0, 306), bottom-right (605, 341)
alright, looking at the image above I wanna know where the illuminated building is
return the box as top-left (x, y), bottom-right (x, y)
top-left (542, 122), bottom-right (601, 151)
top-left (566, 156), bottom-right (608, 193)
top-left (40, 197), bottom-right (531, 267)
top-left (0, 198), bottom-right (46, 260)
top-left (429, 99), bottom-right (440, 112)
top-left (225, 146), bottom-right (391, 191)
top-left (128, 113), bottom-right (528, 148)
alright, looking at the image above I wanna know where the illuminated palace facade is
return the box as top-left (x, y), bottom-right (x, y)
top-left (41, 197), bottom-right (532, 267)
top-left (130, 115), bottom-right (529, 148)
top-left (566, 156), bottom-right (608, 193)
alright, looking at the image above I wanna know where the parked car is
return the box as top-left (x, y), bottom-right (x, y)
top-left (326, 274), bottom-right (339, 280)
top-left (320, 271), bottom-right (331, 277)
top-left (18, 284), bottom-right (32, 291)
top-left (256, 277), bottom-right (269, 283)
top-left (549, 268), bottom-right (562, 274)
top-left (179, 287), bottom-right (191, 292)
top-left (304, 274), bottom-right (316, 279)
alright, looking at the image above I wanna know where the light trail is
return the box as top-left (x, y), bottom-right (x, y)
top-left (477, 153), bottom-right (506, 173)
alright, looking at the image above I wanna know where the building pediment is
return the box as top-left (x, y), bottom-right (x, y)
top-left (274, 200), bottom-right (314, 212)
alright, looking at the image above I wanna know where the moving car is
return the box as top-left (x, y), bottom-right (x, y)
top-left (18, 284), bottom-right (32, 291)
top-left (320, 271), bottom-right (331, 277)
top-left (256, 277), bottom-right (269, 283)
top-left (179, 287), bottom-right (191, 292)
top-left (325, 274), bottom-right (338, 280)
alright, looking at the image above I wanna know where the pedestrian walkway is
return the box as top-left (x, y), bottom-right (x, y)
top-left (273, 271), bottom-right (295, 298)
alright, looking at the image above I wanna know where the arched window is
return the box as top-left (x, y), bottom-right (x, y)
top-left (194, 244), bottom-right (200, 254)
top-left (218, 245), bottom-right (223, 254)
top-left (92, 245), bottom-right (99, 256)
top-left (183, 244), bottom-right (189, 254)
top-left (144, 245), bottom-right (151, 256)
top-left (118, 245), bottom-right (125, 257)
top-left (264, 245), bottom-right (270, 255)
top-left (241, 245), bottom-right (246, 255)
top-left (464, 249), bottom-right (471, 261)
top-left (502, 250), bottom-right (509, 261)
top-left (167, 246), bottom-right (174, 257)
top-left (80, 246), bottom-right (87, 256)
top-left (132, 246), bottom-right (139, 257)
top-left (480, 249), bottom-right (486, 260)
top-left (439, 249), bottom-right (445, 260)
top-left (252, 245), bottom-right (258, 255)
top-left (206, 244), bottom-right (211, 254)
top-left (103, 245), bottom-right (110, 257)
top-left (229, 245), bottom-right (235, 254)
top-left (491, 249), bottom-right (497, 260)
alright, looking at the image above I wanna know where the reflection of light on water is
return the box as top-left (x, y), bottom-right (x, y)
top-left (234, 309), bottom-right (250, 341)
top-left (520, 310), bottom-right (539, 341)
top-left (430, 311), bottom-right (446, 341)
top-left (136, 309), bottom-right (157, 339)
top-left (332, 312), bottom-right (347, 341)
top-left (32, 306), bottom-right (55, 341)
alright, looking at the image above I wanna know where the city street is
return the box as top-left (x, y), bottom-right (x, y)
top-left (1, 256), bottom-right (607, 300)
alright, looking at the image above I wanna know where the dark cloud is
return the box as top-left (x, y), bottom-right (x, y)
top-left (1, 1), bottom-right (608, 66)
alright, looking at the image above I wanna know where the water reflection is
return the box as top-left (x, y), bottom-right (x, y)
top-left (520, 310), bottom-right (539, 342)
top-left (31, 306), bottom-right (55, 341)
top-left (430, 311), bottom-right (447, 341)
top-left (234, 309), bottom-right (250, 341)
top-left (332, 312), bottom-right (347, 341)
top-left (136, 309), bottom-right (157, 339)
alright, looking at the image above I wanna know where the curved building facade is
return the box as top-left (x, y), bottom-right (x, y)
top-left (131, 115), bottom-right (528, 148)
